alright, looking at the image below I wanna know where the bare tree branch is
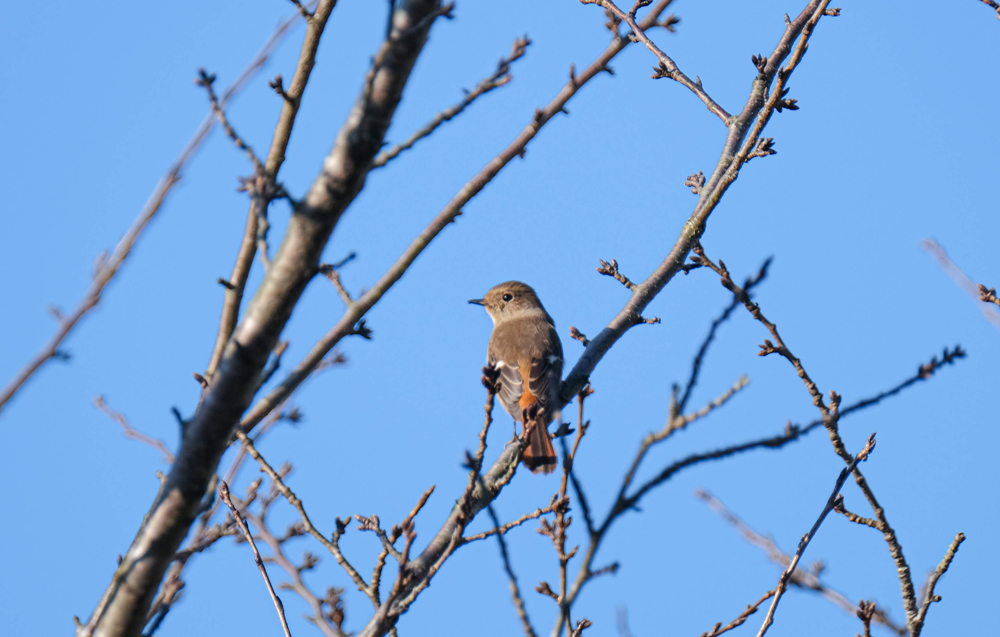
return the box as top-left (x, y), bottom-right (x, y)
top-left (289, 0), bottom-right (314, 21)
top-left (558, 0), bottom-right (834, 407)
top-left (481, 478), bottom-right (539, 637)
top-left (697, 490), bottom-right (906, 636)
top-left (60, 1), bottom-right (975, 635)
top-left (701, 589), bottom-right (775, 637)
top-left (537, 386), bottom-right (596, 636)
top-left (678, 257), bottom-right (770, 414)
top-left (373, 35), bottom-right (531, 168)
top-left (980, 284), bottom-right (1000, 308)
top-left (83, 2), bottom-right (445, 635)
top-left (462, 499), bottom-right (564, 543)
top-left (976, 0), bottom-right (1000, 19)
top-left (921, 239), bottom-right (1000, 331)
top-left (833, 495), bottom-right (881, 530)
top-left (695, 244), bottom-right (956, 634)
top-left (204, 0), bottom-right (337, 381)
top-left (232, 473), bottom-right (349, 637)
top-left (145, 402), bottom-right (304, 632)
top-left (581, 0), bottom-right (731, 123)
top-left (247, 516), bottom-right (347, 637)
top-left (94, 396), bottom-right (175, 464)
top-left (911, 532), bottom-right (966, 637)
top-left (219, 481), bottom-right (293, 637)
top-left (558, 341), bottom-right (959, 637)
top-left (755, 435), bottom-right (877, 637)
top-left (196, 69), bottom-right (265, 175)
top-left (235, 428), bottom-right (381, 608)
top-left (142, 436), bottom-right (303, 630)
top-left (0, 5), bottom-right (312, 416)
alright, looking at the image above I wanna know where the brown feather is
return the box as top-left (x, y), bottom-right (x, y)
top-left (521, 418), bottom-right (557, 474)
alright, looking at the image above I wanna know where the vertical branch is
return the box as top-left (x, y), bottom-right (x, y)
top-left (219, 482), bottom-right (293, 637)
top-left (553, 386), bottom-right (593, 633)
top-left (755, 436), bottom-right (877, 637)
top-left (911, 533), bottom-right (966, 637)
top-left (205, 0), bottom-right (339, 381)
top-left (482, 485), bottom-right (538, 637)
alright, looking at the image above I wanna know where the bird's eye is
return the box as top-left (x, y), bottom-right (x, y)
top-left (502, 293), bottom-right (513, 302)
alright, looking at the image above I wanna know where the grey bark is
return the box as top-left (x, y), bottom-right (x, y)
top-left (85, 3), bottom-right (442, 636)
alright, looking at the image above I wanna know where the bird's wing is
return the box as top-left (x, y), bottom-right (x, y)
top-left (519, 322), bottom-right (563, 423)
top-left (520, 355), bottom-right (559, 418)
top-left (488, 348), bottom-right (524, 422)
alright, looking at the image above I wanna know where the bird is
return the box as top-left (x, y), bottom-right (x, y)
top-left (469, 281), bottom-right (562, 474)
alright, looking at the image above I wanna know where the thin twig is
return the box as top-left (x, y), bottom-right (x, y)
top-left (245, 512), bottom-right (346, 637)
top-left (581, 0), bottom-right (731, 123)
top-left (755, 435), bottom-right (877, 637)
top-left (462, 499), bottom-right (565, 543)
top-left (697, 490), bottom-right (906, 636)
top-left (569, 619), bottom-right (593, 637)
top-left (289, 0), bottom-right (314, 20)
top-left (0, 3), bottom-right (310, 414)
top-left (362, 375), bottom-right (501, 637)
top-left (259, 341), bottom-right (291, 390)
top-left (355, 514), bottom-right (406, 564)
top-left (373, 35), bottom-right (531, 168)
top-left (911, 533), bottom-right (966, 637)
top-left (597, 258), bottom-right (636, 290)
top-left (976, 0), bottom-right (1000, 19)
top-left (170, 521), bottom-right (240, 561)
top-left (678, 258), bottom-right (770, 414)
top-left (145, 406), bottom-right (292, 633)
top-left (558, 0), bottom-right (835, 410)
top-left (559, 345), bottom-right (955, 637)
top-left (94, 396), bottom-right (175, 463)
top-left (832, 495), bottom-right (881, 530)
top-left (980, 284), bottom-right (1000, 308)
top-left (702, 589), bottom-right (776, 637)
top-left (482, 481), bottom-right (538, 637)
top-left (696, 243), bottom-right (923, 630)
top-left (673, 375), bottom-right (749, 431)
top-left (234, 428), bottom-right (378, 606)
top-left (321, 266), bottom-right (355, 306)
top-left (544, 385), bottom-right (595, 634)
top-left (616, 374), bottom-right (748, 525)
top-left (203, 0), bottom-right (335, 382)
top-left (196, 69), bottom-right (265, 174)
top-left (219, 481), bottom-right (293, 637)
top-left (921, 239), bottom-right (1000, 331)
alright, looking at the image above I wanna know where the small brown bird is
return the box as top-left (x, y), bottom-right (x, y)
top-left (469, 281), bottom-right (562, 474)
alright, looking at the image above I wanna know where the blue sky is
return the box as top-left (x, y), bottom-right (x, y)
top-left (1, 2), bottom-right (997, 636)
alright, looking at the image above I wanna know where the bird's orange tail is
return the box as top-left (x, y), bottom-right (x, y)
top-left (522, 418), bottom-right (557, 474)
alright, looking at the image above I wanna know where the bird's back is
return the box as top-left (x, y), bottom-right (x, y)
top-left (487, 312), bottom-right (563, 423)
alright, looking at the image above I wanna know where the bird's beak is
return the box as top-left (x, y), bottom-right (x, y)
top-left (468, 298), bottom-right (485, 306)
